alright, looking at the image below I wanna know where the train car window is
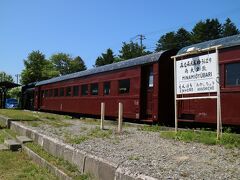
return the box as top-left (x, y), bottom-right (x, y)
top-left (54, 88), bottom-right (59, 97)
top-left (225, 62), bottom-right (240, 86)
top-left (59, 88), bottom-right (64, 96)
top-left (66, 87), bottom-right (72, 96)
top-left (49, 89), bottom-right (53, 97)
top-left (44, 90), bottom-right (48, 97)
top-left (73, 86), bottom-right (79, 96)
top-left (91, 83), bottom-right (98, 95)
top-left (149, 66), bottom-right (154, 87)
top-left (81, 85), bottom-right (88, 96)
top-left (119, 79), bottom-right (130, 94)
top-left (104, 82), bottom-right (110, 95)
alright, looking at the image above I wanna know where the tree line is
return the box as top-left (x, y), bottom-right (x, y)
top-left (20, 52), bottom-right (87, 84)
top-left (96, 18), bottom-right (239, 67)
top-left (1, 18), bottom-right (239, 86)
top-left (20, 42), bottom-right (150, 85)
top-left (155, 18), bottom-right (239, 51)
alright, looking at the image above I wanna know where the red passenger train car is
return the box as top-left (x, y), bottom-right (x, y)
top-left (177, 34), bottom-right (240, 126)
top-left (34, 50), bottom-right (176, 124)
top-left (32, 35), bottom-right (240, 126)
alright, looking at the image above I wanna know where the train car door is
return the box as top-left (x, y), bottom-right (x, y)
top-left (39, 90), bottom-right (43, 108)
top-left (141, 65), bottom-right (154, 119)
top-left (34, 87), bottom-right (41, 110)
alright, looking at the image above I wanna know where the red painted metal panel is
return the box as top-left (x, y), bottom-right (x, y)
top-left (38, 67), bottom-right (142, 120)
top-left (178, 46), bottom-right (240, 125)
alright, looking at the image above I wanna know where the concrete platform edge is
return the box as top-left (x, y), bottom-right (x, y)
top-left (10, 121), bottom-right (157, 180)
top-left (22, 145), bottom-right (72, 180)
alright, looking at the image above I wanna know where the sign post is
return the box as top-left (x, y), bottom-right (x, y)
top-left (173, 56), bottom-right (178, 133)
top-left (215, 47), bottom-right (222, 139)
top-left (172, 45), bottom-right (222, 139)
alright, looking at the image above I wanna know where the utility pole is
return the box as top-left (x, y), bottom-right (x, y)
top-left (15, 74), bottom-right (20, 84)
top-left (136, 34), bottom-right (146, 50)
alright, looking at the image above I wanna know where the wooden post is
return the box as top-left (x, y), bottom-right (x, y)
top-left (216, 47), bottom-right (222, 140)
top-left (173, 56), bottom-right (178, 133)
top-left (118, 102), bottom-right (123, 133)
top-left (100, 102), bottom-right (105, 130)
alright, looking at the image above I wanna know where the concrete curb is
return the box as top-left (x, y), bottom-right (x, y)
top-left (0, 115), bottom-right (12, 128)
top-left (22, 145), bottom-right (72, 180)
top-left (115, 167), bottom-right (159, 180)
top-left (10, 121), bottom-right (157, 180)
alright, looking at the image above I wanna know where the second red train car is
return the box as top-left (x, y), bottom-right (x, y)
top-left (34, 50), bottom-right (176, 124)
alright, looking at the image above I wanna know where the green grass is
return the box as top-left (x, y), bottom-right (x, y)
top-left (0, 130), bottom-right (6, 143)
top-left (26, 118), bottom-right (72, 128)
top-left (43, 119), bottom-right (72, 128)
top-left (25, 142), bottom-right (91, 180)
top-left (3, 129), bottom-right (17, 139)
top-left (0, 129), bottom-right (17, 143)
top-left (0, 129), bottom-right (89, 179)
top-left (160, 130), bottom-right (240, 148)
top-left (138, 125), bottom-right (162, 132)
top-left (0, 150), bottom-right (57, 180)
top-left (0, 109), bottom-right (39, 121)
top-left (0, 109), bottom-right (72, 122)
top-left (36, 112), bottom-right (71, 121)
top-left (128, 155), bottom-right (140, 161)
top-left (65, 127), bottom-right (113, 144)
top-left (0, 109), bottom-right (73, 128)
top-left (27, 121), bottom-right (42, 127)
top-left (79, 118), bottom-right (100, 125)
top-left (0, 120), bottom-right (6, 128)
top-left (79, 117), bottom-right (129, 127)
top-left (139, 124), bottom-right (240, 149)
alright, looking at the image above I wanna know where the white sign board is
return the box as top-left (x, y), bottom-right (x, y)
top-left (176, 53), bottom-right (218, 94)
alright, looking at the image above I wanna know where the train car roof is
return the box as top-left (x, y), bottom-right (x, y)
top-left (177, 34), bottom-right (240, 55)
top-left (36, 50), bottom-right (167, 86)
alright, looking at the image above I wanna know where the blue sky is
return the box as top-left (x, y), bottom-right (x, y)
top-left (1, 0), bottom-right (240, 83)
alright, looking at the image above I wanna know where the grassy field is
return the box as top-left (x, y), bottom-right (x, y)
top-left (0, 129), bottom-right (18, 143)
top-left (1, 109), bottom-right (239, 148)
top-left (26, 142), bottom-right (91, 180)
top-left (0, 109), bottom-right (74, 128)
top-left (26, 118), bottom-right (72, 128)
top-left (161, 130), bottom-right (240, 148)
top-left (0, 109), bottom-right (71, 121)
top-left (64, 127), bottom-right (113, 144)
top-left (0, 128), bottom-right (90, 180)
top-left (139, 125), bottom-right (240, 148)
top-left (0, 151), bottom-right (58, 180)
top-left (0, 130), bottom-right (57, 180)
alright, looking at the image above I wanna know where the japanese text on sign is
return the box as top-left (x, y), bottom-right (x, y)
top-left (176, 53), bottom-right (218, 94)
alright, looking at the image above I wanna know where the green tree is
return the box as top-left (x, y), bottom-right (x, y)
top-left (7, 87), bottom-right (21, 99)
top-left (222, 18), bottom-right (239, 37)
top-left (156, 28), bottom-right (192, 51)
top-left (95, 48), bottom-right (116, 67)
top-left (119, 41), bottom-right (150, 60)
top-left (155, 32), bottom-right (178, 51)
top-left (50, 53), bottom-right (72, 75)
top-left (0, 72), bottom-right (13, 82)
top-left (70, 56), bottom-right (87, 72)
top-left (42, 60), bottom-right (59, 80)
top-left (50, 53), bottom-right (86, 75)
top-left (175, 28), bottom-right (192, 48)
top-left (191, 18), bottom-right (222, 43)
top-left (21, 51), bottom-right (56, 85)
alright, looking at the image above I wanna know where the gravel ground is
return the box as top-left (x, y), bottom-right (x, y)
top-left (21, 119), bottom-right (240, 180)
